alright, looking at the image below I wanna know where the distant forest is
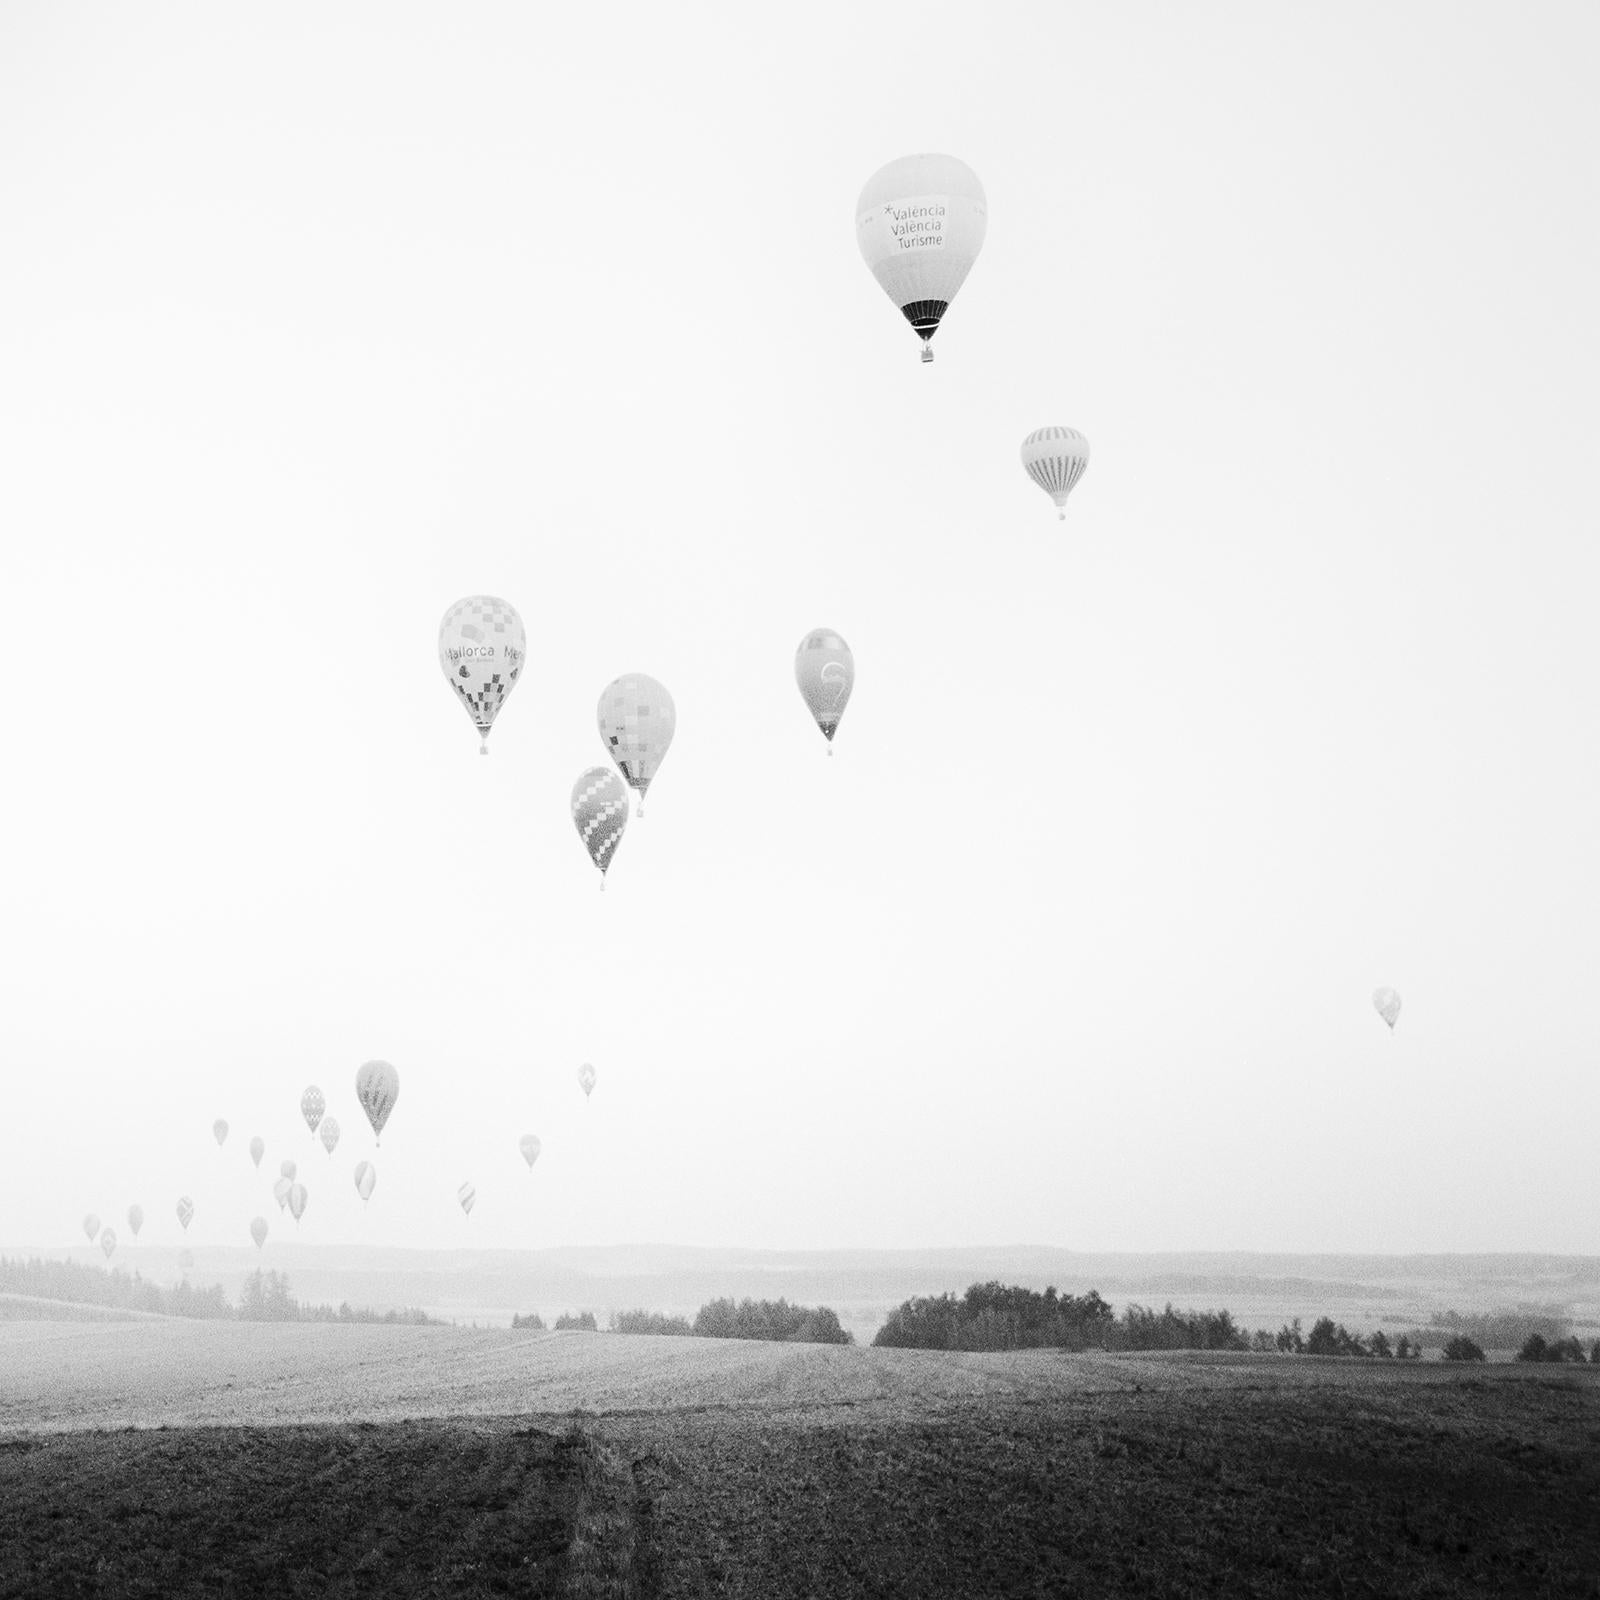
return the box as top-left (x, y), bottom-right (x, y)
top-left (0, 1257), bottom-right (436, 1325)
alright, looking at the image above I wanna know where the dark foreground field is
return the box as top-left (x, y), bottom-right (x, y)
top-left (3, 1334), bottom-right (1599, 1598)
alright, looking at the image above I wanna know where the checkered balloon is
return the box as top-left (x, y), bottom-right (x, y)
top-left (571, 766), bottom-right (628, 883)
top-left (438, 596), bottom-right (527, 754)
top-left (300, 1086), bottom-right (325, 1135)
top-left (320, 1116), bottom-right (340, 1155)
top-left (597, 674), bottom-right (675, 811)
top-left (175, 1196), bottom-right (194, 1232)
top-left (795, 629), bottom-right (855, 746)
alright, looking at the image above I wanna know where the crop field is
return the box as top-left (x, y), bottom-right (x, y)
top-left (4, 1322), bottom-right (1600, 1597)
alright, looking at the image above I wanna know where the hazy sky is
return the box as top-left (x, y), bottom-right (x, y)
top-left (3, 2), bottom-right (1597, 1257)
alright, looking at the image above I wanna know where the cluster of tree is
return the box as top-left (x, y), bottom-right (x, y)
top-left (511, 1311), bottom-right (546, 1330)
top-left (1264, 1318), bottom-right (1425, 1359)
top-left (554, 1310), bottom-right (597, 1331)
top-left (1517, 1334), bottom-right (1596, 1364)
top-left (874, 1283), bottom-right (1115, 1351)
top-left (693, 1296), bottom-right (852, 1344)
top-left (610, 1308), bottom-right (694, 1336)
top-left (235, 1270), bottom-right (436, 1324)
top-left (1109, 1303), bottom-right (1249, 1352)
top-left (1, 1255), bottom-right (230, 1320)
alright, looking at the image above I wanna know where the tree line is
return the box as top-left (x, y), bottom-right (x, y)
top-left (523, 1297), bottom-right (852, 1343)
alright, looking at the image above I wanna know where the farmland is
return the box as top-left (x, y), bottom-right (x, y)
top-left (4, 1322), bottom-right (1600, 1596)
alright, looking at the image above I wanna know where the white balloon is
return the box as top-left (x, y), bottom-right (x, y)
top-left (1020, 427), bottom-right (1090, 520)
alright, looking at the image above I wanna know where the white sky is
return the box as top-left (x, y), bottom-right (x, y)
top-left (2, 1), bottom-right (1597, 1258)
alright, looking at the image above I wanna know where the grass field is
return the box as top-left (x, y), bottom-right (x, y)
top-left (4, 1321), bottom-right (1599, 1597)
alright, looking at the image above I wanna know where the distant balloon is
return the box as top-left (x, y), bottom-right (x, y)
top-left (212, 1119), bottom-right (228, 1147)
top-left (439, 595), bottom-right (527, 754)
top-left (597, 674), bottom-right (675, 815)
top-left (458, 1182), bottom-right (476, 1218)
top-left (280, 1159), bottom-right (297, 1183)
top-left (856, 153), bottom-right (987, 362)
top-left (100, 1228), bottom-right (116, 1260)
top-left (300, 1086), bottom-right (325, 1136)
top-left (288, 1183), bottom-right (308, 1224)
top-left (577, 1062), bottom-right (597, 1099)
top-left (250, 1216), bottom-right (268, 1250)
top-left (320, 1116), bottom-right (340, 1156)
top-left (126, 1205), bottom-right (144, 1238)
top-left (273, 1176), bottom-right (292, 1211)
top-left (795, 629), bottom-right (855, 749)
top-left (519, 1134), bottom-right (542, 1169)
top-left (355, 1060), bottom-right (400, 1144)
top-left (1020, 427), bottom-right (1090, 520)
top-left (354, 1161), bottom-right (377, 1204)
top-left (1373, 987), bottom-right (1402, 1031)
top-left (82, 1213), bottom-right (101, 1243)
top-left (176, 1196), bottom-right (194, 1232)
top-left (571, 766), bottom-right (629, 886)
top-left (249, 1136), bottom-right (265, 1169)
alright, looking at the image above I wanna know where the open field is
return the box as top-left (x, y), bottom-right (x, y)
top-left (5, 1322), bottom-right (1600, 1597)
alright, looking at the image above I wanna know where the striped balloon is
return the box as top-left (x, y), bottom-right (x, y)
top-left (458, 1181), bottom-right (476, 1218)
top-left (572, 766), bottom-right (628, 886)
top-left (1020, 427), bottom-right (1090, 520)
top-left (354, 1161), bottom-right (377, 1204)
top-left (273, 1176), bottom-right (292, 1211)
top-left (795, 629), bottom-right (854, 749)
top-left (355, 1059), bottom-right (400, 1143)
top-left (175, 1196), bottom-right (194, 1231)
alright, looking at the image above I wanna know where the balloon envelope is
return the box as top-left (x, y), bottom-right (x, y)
top-left (596, 674), bottom-right (675, 807)
top-left (519, 1134), bottom-right (542, 1169)
top-left (354, 1161), bottom-right (377, 1203)
top-left (1020, 427), bottom-right (1090, 519)
top-left (280, 1159), bottom-right (297, 1182)
top-left (355, 1060), bottom-right (400, 1142)
top-left (82, 1213), bottom-right (100, 1243)
top-left (320, 1116), bottom-right (340, 1155)
top-left (571, 766), bottom-right (628, 880)
top-left (273, 1176), bottom-right (292, 1210)
top-left (439, 596), bottom-right (526, 753)
top-left (795, 629), bottom-right (855, 745)
top-left (458, 1182), bottom-right (476, 1217)
top-left (300, 1086), bottom-right (325, 1135)
top-left (288, 1183), bottom-right (308, 1223)
top-left (212, 1119), bottom-right (228, 1146)
top-left (856, 153), bottom-right (986, 360)
top-left (1373, 987), bottom-right (1402, 1030)
top-left (250, 1216), bottom-right (268, 1250)
top-left (126, 1205), bottom-right (144, 1237)
top-left (249, 1136), bottom-right (264, 1169)
top-left (578, 1062), bottom-right (597, 1099)
top-left (99, 1228), bottom-right (116, 1259)
top-left (176, 1197), bottom-right (194, 1231)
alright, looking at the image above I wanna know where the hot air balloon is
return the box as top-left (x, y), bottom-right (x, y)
top-left (577, 1062), bottom-right (597, 1099)
top-left (458, 1182), bottom-right (476, 1218)
top-left (572, 766), bottom-right (629, 887)
top-left (519, 1134), bottom-right (542, 1169)
top-left (288, 1183), bottom-right (308, 1224)
top-left (250, 1216), bottom-right (268, 1250)
top-left (280, 1159), bottom-right (297, 1183)
top-left (354, 1161), bottom-right (377, 1204)
top-left (355, 1060), bottom-right (400, 1144)
top-left (176, 1196), bottom-right (194, 1232)
top-left (1020, 427), bottom-right (1090, 520)
top-left (273, 1176), bottom-right (292, 1211)
top-left (439, 596), bottom-right (527, 754)
top-left (320, 1116), bottom-right (340, 1156)
top-left (82, 1213), bottom-right (101, 1243)
top-left (100, 1228), bottom-right (117, 1259)
top-left (127, 1205), bottom-right (144, 1238)
top-left (212, 1119), bottom-right (229, 1146)
top-left (300, 1086), bottom-right (325, 1136)
top-left (795, 630), bottom-right (855, 750)
top-left (597, 674), bottom-right (674, 816)
top-left (1373, 987), bottom-right (1402, 1031)
top-left (856, 154), bottom-right (986, 362)
top-left (249, 1136), bottom-right (265, 1169)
